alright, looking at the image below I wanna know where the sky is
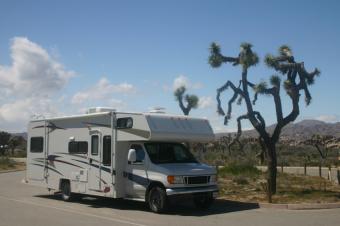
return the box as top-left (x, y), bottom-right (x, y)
top-left (0, 0), bottom-right (339, 132)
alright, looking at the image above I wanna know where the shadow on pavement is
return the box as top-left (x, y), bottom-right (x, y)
top-left (35, 194), bottom-right (259, 216)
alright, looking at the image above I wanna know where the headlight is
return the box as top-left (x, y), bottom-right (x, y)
top-left (167, 175), bottom-right (183, 184)
top-left (210, 175), bottom-right (217, 183)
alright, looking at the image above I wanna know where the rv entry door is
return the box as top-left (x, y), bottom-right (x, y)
top-left (88, 131), bottom-right (102, 191)
top-left (27, 121), bottom-right (46, 181)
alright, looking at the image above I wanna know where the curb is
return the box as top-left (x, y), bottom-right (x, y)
top-left (218, 198), bottom-right (340, 210)
top-left (0, 169), bottom-right (25, 174)
top-left (259, 202), bottom-right (340, 210)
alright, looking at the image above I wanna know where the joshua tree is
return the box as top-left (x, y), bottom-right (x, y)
top-left (0, 131), bottom-right (11, 155)
top-left (302, 135), bottom-right (340, 166)
top-left (174, 86), bottom-right (199, 116)
top-left (8, 136), bottom-right (25, 156)
top-left (208, 42), bottom-right (320, 197)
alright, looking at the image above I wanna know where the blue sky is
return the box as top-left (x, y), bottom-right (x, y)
top-left (0, 0), bottom-right (339, 132)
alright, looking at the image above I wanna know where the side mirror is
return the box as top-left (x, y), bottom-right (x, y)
top-left (127, 149), bottom-right (137, 163)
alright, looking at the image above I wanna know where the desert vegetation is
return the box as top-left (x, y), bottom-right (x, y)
top-left (208, 42), bottom-right (320, 200)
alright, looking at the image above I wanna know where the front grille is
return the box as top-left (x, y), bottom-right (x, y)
top-left (184, 176), bottom-right (210, 184)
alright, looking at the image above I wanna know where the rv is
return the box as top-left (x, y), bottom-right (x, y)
top-left (26, 108), bottom-right (218, 213)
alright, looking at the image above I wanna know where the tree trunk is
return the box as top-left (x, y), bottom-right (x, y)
top-left (266, 142), bottom-right (277, 195)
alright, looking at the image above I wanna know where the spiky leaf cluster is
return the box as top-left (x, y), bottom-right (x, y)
top-left (279, 45), bottom-right (292, 56)
top-left (306, 76), bottom-right (315, 85)
top-left (254, 81), bottom-right (268, 94)
top-left (283, 80), bottom-right (293, 91)
top-left (314, 68), bottom-right (321, 76)
top-left (239, 42), bottom-right (259, 68)
top-left (185, 94), bottom-right (199, 108)
top-left (240, 42), bottom-right (253, 50)
top-left (174, 86), bottom-right (186, 101)
top-left (270, 75), bottom-right (281, 87)
top-left (264, 54), bottom-right (276, 68)
top-left (209, 42), bottom-right (224, 68)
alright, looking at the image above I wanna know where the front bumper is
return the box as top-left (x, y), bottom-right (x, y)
top-left (166, 185), bottom-right (218, 196)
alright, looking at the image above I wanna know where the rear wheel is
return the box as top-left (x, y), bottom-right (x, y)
top-left (147, 186), bottom-right (167, 213)
top-left (193, 192), bottom-right (214, 210)
top-left (61, 181), bottom-right (71, 201)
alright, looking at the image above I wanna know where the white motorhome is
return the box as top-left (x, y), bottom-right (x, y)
top-left (26, 108), bottom-right (218, 213)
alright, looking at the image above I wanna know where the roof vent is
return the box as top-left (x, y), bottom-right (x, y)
top-left (149, 107), bottom-right (166, 114)
top-left (86, 107), bottom-right (116, 114)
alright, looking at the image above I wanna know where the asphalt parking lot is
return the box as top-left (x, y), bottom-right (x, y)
top-left (0, 171), bottom-right (340, 226)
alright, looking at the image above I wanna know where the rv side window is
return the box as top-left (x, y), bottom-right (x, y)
top-left (30, 137), bottom-right (44, 153)
top-left (91, 135), bottom-right (99, 155)
top-left (78, 142), bottom-right (88, 154)
top-left (68, 141), bottom-right (88, 154)
top-left (103, 136), bottom-right (111, 166)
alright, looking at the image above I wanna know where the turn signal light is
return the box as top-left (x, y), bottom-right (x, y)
top-left (167, 175), bottom-right (183, 184)
top-left (167, 175), bottom-right (175, 184)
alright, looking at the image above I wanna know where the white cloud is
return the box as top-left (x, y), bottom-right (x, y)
top-left (0, 98), bottom-right (61, 131)
top-left (198, 96), bottom-right (214, 109)
top-left (71, 77), bottom-right (135, 104)
top-left (0, 37), bottom-right (74, 131)
top-left (172, 75), bottom-right (202, 91)
top-left (0, 37), bottom-right (75, 97)
top-left (314, 115), bottom-right (339, 123)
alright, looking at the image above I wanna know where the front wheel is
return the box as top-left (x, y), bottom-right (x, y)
top-left (193, 192), bottom-right (214, 210)
top-left (147, 186), bottom-right (167, 213)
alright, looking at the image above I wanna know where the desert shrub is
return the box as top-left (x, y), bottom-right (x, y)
top-left (232, 176), bottom-right (249, 185)
top-left (219, 162), bottom-right (261, 178)
top-left (12, 151), bottom-right (27, 158)
top-left (0, 156), bottom-right (15, 169)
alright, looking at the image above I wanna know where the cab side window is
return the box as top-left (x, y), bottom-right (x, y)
top-left (131, 144), bottom-right (145, 163)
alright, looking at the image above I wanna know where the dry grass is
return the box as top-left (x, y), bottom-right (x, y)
top-left (218, 166), bottom-right (340, 204)
top-left (0, 157), bottom-right (26, 171)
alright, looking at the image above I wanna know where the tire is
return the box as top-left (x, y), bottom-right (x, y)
top-left (193, 192), bottom-right (214, 210)
top-left (147, 186), bottom-right (167, 213)
top-left (61, 181), bottom-right (71, 201)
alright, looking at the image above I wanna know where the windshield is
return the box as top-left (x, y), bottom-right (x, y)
top-left (144, 142), bottom-right (198, 164)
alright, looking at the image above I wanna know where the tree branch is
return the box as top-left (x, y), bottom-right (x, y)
top-left (228, 114), bottom-right (249, 149)
top-left (216, 80), bottom-right (244, 125)
top-left (272, 87), bottom-right (300, 142)
top-left (222, 56), bottom-right (239, 65)
top-left (177, 95), bottom-right (190, 115)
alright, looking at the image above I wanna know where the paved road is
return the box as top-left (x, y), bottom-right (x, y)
top-left (0, 171), bottom-right (340, 226)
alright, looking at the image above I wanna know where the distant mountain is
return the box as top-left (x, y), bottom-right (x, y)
top-left (6, 120), bottom-right (340, 142)
top-left (215, 120), bottom-right (340, 140)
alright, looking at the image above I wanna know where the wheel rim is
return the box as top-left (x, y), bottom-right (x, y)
top-left (62, 184), bottom-right (70, 199)
top-left (150, 190), bottom-right (161, 211)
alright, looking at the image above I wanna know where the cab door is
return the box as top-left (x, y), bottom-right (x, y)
top-left (124, 144), bottom-right (148, 199)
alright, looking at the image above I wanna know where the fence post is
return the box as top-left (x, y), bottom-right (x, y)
top-left (337, 169), bottom-right (340, 185)
top-left (319, 164), bottom-right (322, 178)
top-left (281, 162), bottom-right (284, 173)
top-left (328, 166), bottom-right (331, 181)
top-left (304, 163), bottom-right (307, 176)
